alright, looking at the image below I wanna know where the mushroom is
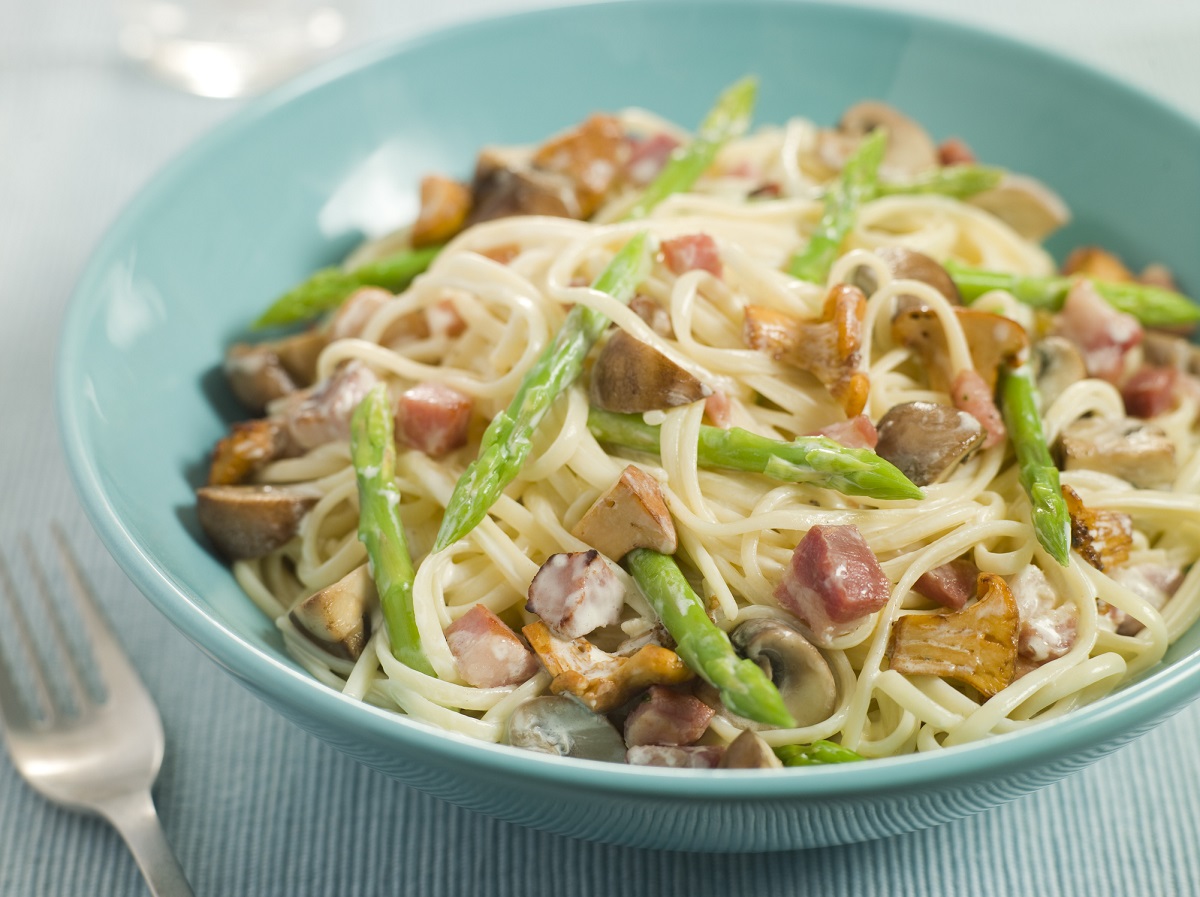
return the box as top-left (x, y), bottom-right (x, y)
top-left (718, 730), bottom-right (783, 770)
top-left (816, 101), bottom-right (938, 179)
top-left (530, 113), bottom-right (627, 220)
top-left (411, 174), bottom-right (472, 248)
top-left (1141, 331), bottom-right (1200, 375)
top-left (466, 147), bottom-right (581, 226)
top-left (195, 484), bottom-right (319, 560)
top-left (967, 173), bottom-right (1071, 242)
top-left (887, 573), bottom-right (1020, 698)
top-left (729, 618), bottom-right (837, 728)
top-left (891, 307), bottom-right (1029, 392)
top-left (522, 621), bottom-right (692, 713)
top-left (852, 246), bottom-right (961, 313)
top-left (589, 330), bottom-right (712, 413)
top-left (626, 745), bottom-right (725, 768)
top-left (207, 418), bottom-right (295, 486)
top-left (873, 402), bottom-right (986, 486)
top-left (1061, 484), bottom-right (1132, 572)
top-left (288, 565), bottom-right (375, 660)
top-left (1059, 417), bottom-right (1176, 489)
top-left (743, 283), bottom-right (869, 417)
top-left (1030, 336), bottom-right (1087, 410)
top-left (224, 343), bottom-right (298, 413)
top-left (505, 695), bottom-right (627, 763)
top-left (570, 465), bottom-right (677, 561)
top-left (1062, 246), bottom-right (1134, 283)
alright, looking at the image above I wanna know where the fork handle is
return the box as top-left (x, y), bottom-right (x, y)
top-left (98, 789), bottom-right (196, 897)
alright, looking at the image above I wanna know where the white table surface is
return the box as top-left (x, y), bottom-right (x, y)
top-left (3, 1), bottom-right (1200, 894)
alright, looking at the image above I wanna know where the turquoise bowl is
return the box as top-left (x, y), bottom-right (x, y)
top-left (58, 1), bottom-right (1200, 851)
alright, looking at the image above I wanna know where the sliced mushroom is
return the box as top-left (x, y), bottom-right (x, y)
top-left (466, 148), bottom-right (580, 226)
top-left (589, 330), bottom-right (712, 413)
top-left (1059, 417), bottom-right (1176, 489)
top-left (729, 618), bottom-right (837, 728)
top-left (874, 402), bottom-right (985, 486)
top-left (892, 307), bottom-right (1028, 392)
top-left (853, 246), bottom-right (961, 312)
top-left (207, 418), bottom-right (295, 486)
top-left (288, 565), bottom-right (375, 660)
top-left (195, 484), bottom-right (319, 560)
top-left (887, 573), bottom-right (1020, 698)
top-left (224, 343), bottom-right (298, 413)
top-left (530, 113), bottom-right (627, 220)
top-left (718, 730), bottom-right (783, 770)
top-left (1061, 484), bottom-right (1132, 572)
top-left (570, 465), bottom-right (677, 561)
top-left (1062, 246), bottom-right (1134, 283)
top-left (744, 283), bottom-right (869, 417)
top-left (411, 174), bottom-right (472, 249)
top-left (817, 101), bottom-right (938, 179)
top-left (967, 173), bottom-right (1071, 242)
top-left (505, 695), bottom-right (627, 763)
top-left (522, 621), bottom-right (692, 713)
top-left (1030, 336), bottom-right (1087, 410)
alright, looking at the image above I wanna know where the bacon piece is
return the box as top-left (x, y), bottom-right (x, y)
top-left (280, 360), bottom-right (379, 451)
top-left (625, 133), bottom-right (679, 186)
top-left (662, 233), bottom-right (722, 278)
top-left (1122, 366), bottom-right (1179, 419)
top-left (571, 465), bottom-right (678, 561)
top-left (411, 175), bottom-right (472, 248)
top-left (774, 524), bottom-right (891, 645)
top-left (327, 287), bottom-right (394, 341)
top-left (208, 418), bottom-right (294, 486)
top-left (1007, 565), bottom-right (1078, 663)
top-left (703, 390), bottom-right (733, 429)
top-left (1062, 484), bottom-right (1133, 572)
top-left (445, 605), bottom-right (539, 688)
top-left (913, 558), bottom-right (979, 611)
top-left (479, 243), bottom-right (521, 265)
top-left (937, 137), bottom-right (976, 166)
top-left (626, 745), bottom-right (725, 768)
top-left (623, 686), bottom-right (715, 747)
top-left (393, 382), bottom-right (473, 458)
top-left (888, 573), bottom-right (1019, 698)
top-left (951, 369), bottom-right (1006, 449)
top-left (526, 550), bottom-right (625, 640)
top-left (1105, 563), bottom-right (1184, 635)
top-left (809, 415), bottom-right (878, 449)
top-left (1053, 280), bottom-right (1143, 383)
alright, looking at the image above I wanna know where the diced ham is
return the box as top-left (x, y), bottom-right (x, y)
top-left (913, 558), bottom-right (979, 611)
top-left (1122, 365), bottom-right (1178, 419)
top-left (774, 525), bottom-right (891, 645)
top-left (809, 414), bottom-right (878, 450)
top-left (327, 287), bottom-right (393, 342)
top-left (622, 685), bottom-right (714, 747)
top-left (625, 133), bottom-right (680, 186)
top-left (626, 745), bottom-right (725, 769)
top-left (531, 114), bottom-right (627, 219)
top-left (937, 137), bottom-right (976, 166)
top-left (1104, 563), bottom-right (1184, 635)
top-left (526, 550), bottom-right (625, 640)
top-left (426, 295), bottom-right (468, 338)
top-left (1053, 280), bottom-right (1143, 383)
top-left (281, 360), bottom-right (378, 451)
top-left (445, 605), bottom-right (539, 688)
top-left (703, 390), bottom-right (733, 429)
top-left (951, 369), bottom-right (1006, 449)
top-left (662, 233), bottom-right (722, 278)
top-left (1007, 565), bottom-right (1078, 663)
top-left (393, 381), bottom-right (473, 458)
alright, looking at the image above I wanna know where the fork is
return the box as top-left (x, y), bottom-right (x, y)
top-left (0, 527), bottom-right (195, 897)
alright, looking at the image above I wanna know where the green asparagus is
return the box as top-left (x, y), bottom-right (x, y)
top-left (787, 128), bottom-right (888, 284)
top-left (350, 383), bottom-right (436, 674)
top-left (432, 233), bottom-right (652, 551)
top-left (999, 365), bottom-right (1071, 566)
top-left (875, 164), bottom-right (1004, 199)
top-left (255, 245), bottom-right (443, 329)
top-left (623, 76), bottom-right (758, 221)
top-left (775, 740), bottom-right (865, 766)
top-left (624, 548), bottom-right (796, 728)
top-left (945, 260), bottom-right (1200, 328)
top-left (586, 408), bottom-right (922, 501)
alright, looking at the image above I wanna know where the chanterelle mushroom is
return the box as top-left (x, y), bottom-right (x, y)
top-left (892, 307), bottom-right (1029, 392)
top-left (888, 572), bottom-right (1020, 698)
top-left (967, 173), bottom-right (1071, 242)
top-left (571, 465), bottom-right (677, 561)
top-left (874, 402), bottom-right (986, 486)
top-left (743, 283), bottom-right (869, 417)
top-left (195, 484), bottom-right (319, 560)
top-left (1059, 417), bottom-right (1176, 489)
top-left (1061, 484), bottom-right (1132, 572)
top-left (729, 618), bottom-right (837, 728)
top-left (207, 418), bottom-right (295, 486)
top-left (506, 695), bottom-right (627, 763)
top-left (589, 330), bottom-right (712, 413)
top-left (289, 565), bottom-right (375, 661)
top-left (817, 101), bottom-right (938, 180)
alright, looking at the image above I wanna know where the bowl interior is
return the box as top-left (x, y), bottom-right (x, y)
top-left (59, 0), bottom-right (1200, 803)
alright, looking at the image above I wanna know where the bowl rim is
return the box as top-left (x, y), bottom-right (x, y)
top-left (57, 0), bottom-right (1200, 799)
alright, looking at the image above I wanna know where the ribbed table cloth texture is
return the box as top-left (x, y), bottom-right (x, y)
top-left (3, 0), bottom-right (1200, 894)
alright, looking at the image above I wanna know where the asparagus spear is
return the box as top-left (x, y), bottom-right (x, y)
top-left (587, 408), bottom-right (922, 501)
top-left (998, 365), bottom-right (1071, 566)
top-left (350, 383), bottom-right (436, 674)
top-left (787, 127), bottom-right (888, 284)
top-left (624, 548), bottom-right (796, 728)
top-left (623, 76), bottom-right (758, 221)
top-left (945, 260), bottom-right (1200, 328)
top-left (775, 740), bottom-right (865, 766)
top-left (255, 245), bottom-right (443, 329)
top-left (875, 164), bottom-right (1004, 199)
top-left (432, 233), bottom-right (652, 551)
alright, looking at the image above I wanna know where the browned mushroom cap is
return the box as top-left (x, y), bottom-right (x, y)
top-left (589, 330), bottom-right (712, 413)
top-left (817, 101), bottom-right (938, 179)
top-left (207, 418), bottom-right (295, 486)
top-left (1061, 484), bottom-right (1132, 573)
top-left (224, 343), bottom-right (298, 413)
top-left (289, 565), bottom-right (376, 660)
top-left (744, 283), bottom-right (869, 417)
top-left (1141, 331), bottom-right (1200, 375)
top-left (874, 402), bottom-right (986, 486)
top-left (196, 484), bottom-right (319, 560)
top-left (888, 572), bottom-right (1019, 698)
top-left (967, 174), bottom-right (1070, 241)
top-left (1030, 336), bottom-right (1087, 410)
top-left (718, 730), bottom-right (783, 769)
top-left (730, 618), bottom-right (837, 728)
top-left (530, 113), bottom-right (627, 220)
top-left (571, 465), bottom-right (677, 561)
top-left (1062, 246), bottom-right (1134, 283)
top-left (892, 307), bottom-right (1029, 392)
top-left (466, 148), bottom-right (581, 226)
top-left (1059, 417), bottom-right (1177, 489)
top-left (411, 175), bottom-right (472, 249)
top-left (522, 621), bottom-right (692, 713)
top-left (853, 246), bottom-right (961, 312)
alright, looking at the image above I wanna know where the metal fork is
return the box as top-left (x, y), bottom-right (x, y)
top-left (0, 527), bottom-right (194, 897)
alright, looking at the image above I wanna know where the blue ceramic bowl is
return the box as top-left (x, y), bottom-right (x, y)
top-left (58, 1), bottom-right (1200, 851)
